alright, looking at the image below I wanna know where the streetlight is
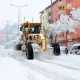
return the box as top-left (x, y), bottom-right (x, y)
top-left (50, 0), bottom-right (53, 45)
top-left (51, 0), bottom-right (53, 23)
top-left (10, 4), bottom-right (28, 36)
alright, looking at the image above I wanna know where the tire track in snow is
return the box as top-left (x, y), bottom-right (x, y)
top-left (18, 59), bottom-right (75, 80)
top-left (42, 60), bottom-right (80, 72)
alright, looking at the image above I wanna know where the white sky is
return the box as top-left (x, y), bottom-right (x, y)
top-left (0, 0), bottom-right (55, 23)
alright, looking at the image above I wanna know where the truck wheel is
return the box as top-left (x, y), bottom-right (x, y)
top-left (16, 43), bottom-right (22, 50)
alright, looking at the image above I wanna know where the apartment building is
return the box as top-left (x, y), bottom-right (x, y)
top-left (40, 0), bottom-right (80, 48)
top-left (40, 8), bottom-right (49, 26)
top-left (40, 0), bottom-right (58, 26)
top-left (57, 0), bottom-right (80, 49)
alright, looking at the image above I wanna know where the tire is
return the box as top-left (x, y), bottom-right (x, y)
top-left (15, 43), bottom-right (22, 50)
top-left (27, 53), bottom-right (34, 60)
top-left (70, 51), bottom-right (72, 54)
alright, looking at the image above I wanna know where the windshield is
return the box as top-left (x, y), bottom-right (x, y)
top-left (24, 25), bottom-right (28, 31)
top-left (72, 46), bottom-right (80, 50)
top-left (30, 24), bottom-right (41, 34)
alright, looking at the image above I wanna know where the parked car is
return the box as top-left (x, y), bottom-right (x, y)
top-left (70, 44), bottom-right (80, 55)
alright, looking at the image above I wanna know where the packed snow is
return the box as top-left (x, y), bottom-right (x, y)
top-left (0, 37), bottom-right (80, 80)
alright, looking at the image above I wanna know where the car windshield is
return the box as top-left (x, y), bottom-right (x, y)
top-left (72, 46), bottom-right (80, 50)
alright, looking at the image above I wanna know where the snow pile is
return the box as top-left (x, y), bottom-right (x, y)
top-left (4, 36), bottom-right (21, 49)
top-left (34, 48), bottom-right (53, 60)
top-left (32, 43), bottom-right (41, 53)
top-left (0, 36), bottom-right (24, 58)
top-left (71, 8), bottom-right (80, 21)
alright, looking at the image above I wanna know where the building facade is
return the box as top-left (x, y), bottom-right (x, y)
top-left (72, 0), bottom-right (80, 8)
top-left (40, 8), bottom-right (49, 26)
top-left (57, 0), bottom-right (80, 49)
top-left (40, 0), bottom-right (58, 26)
top-left (52, 2), bottom-right (59, 23)
top-left (40, 0), bottom-right (80, 49)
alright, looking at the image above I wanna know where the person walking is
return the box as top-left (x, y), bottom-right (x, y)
top-left (65, 48), bottom-right (68, 55)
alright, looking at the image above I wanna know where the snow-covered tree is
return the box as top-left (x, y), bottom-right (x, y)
top-left (70, 8), bottom-right (80, 28)
top-left (44, 8), bottom-right (80, 44)
top-left (59, 14), bottom-right (76, 33)
top-left (47, 14), bottom-right (77, 44)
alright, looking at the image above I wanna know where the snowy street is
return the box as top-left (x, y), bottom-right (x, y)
top-left (0, 45), bottom-right (80, 80)
top-left (1, 0), bottom-right (80, 80)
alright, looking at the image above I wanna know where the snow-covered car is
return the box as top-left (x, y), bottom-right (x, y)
top-left (60, 46), bottom-right (67, 53)
top-left (70, 44), bottom-right (80, 55)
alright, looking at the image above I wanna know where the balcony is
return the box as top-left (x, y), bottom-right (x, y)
top-left (48, 16), bottom-right (51, 20)
top-left (58, 0), bottom-right (62, 1)
top-left (48, 20), bottom-right (51, 24)
top-left (48, 8), bottom-right (51, 12)
top-left (58, 1), bottom-right (63, 6)
top-left (67, 3), bottom-right (72, 9)
top-left (57, 10), bottom-right (64, 15)
top-left (48, 12), bottom-right (51, 16)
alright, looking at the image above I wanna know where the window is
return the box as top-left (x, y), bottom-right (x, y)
top-left (25, 28), bottom-right (28, 31)
top-left (72, 46), bottom-right (78, 50)
top-left (58, 15), bottom-right (60, 18)
top-left (48, 12), bottom-right (51, 16)
top-left (43, 16), bottom-right (44, 20)
top-left (24, 25), bottom-right (28, 31)
top-left (48, 20), bottom-right (51, 24)
top-left (55, 18), bottom-right (57, 21)
top-left (30, 24), bottom-right (41, 34)
top-left (63, 6), bottom-right (64, 10)
top-left (58, 0), bottom-right (62, 1)
top-left (59, 6), bottom-right (62, 10)
top-left (59, 6), bottom-right (65, 10)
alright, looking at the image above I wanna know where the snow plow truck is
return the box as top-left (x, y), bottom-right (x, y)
top-left (19, 21), bottom-right (46, 58)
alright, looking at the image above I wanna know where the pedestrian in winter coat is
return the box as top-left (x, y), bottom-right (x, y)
top-left (65, 48), bottom-right (68, 55)
top-left (52, 43), bottom-right (60, 55)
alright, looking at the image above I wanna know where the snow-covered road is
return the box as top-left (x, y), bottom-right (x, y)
top-left (19, 59), bottom-right (75, 80)
top-left (0, 45), bottom-right (80, 80)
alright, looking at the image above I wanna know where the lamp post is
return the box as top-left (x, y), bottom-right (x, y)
top-left (10, 4), bottom-right (28, 36)
top-left (51, 0), bottom-right (53, 24)
top-left (50, 0), bottom-right (53, 45)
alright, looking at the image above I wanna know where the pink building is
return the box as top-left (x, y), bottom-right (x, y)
top-left (52, 2), bottom-right (58, 23)
top-left (66, 0), bottom-right (73, 14)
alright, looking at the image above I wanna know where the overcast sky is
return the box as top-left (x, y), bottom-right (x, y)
top-left (0, 0), bottom-right (55, 24)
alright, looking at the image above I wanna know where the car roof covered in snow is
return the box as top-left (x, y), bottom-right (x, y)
top-left (60, 46), bottom-right (66, 51)
top-left (72, 43), bottom-right (80, 47)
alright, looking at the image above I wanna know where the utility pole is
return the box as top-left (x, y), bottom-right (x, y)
top-left (51, 0), bottom-right (53, 23)
top-left (50, 0), bottom-right (53, 45)
top-left (10, 4), bottom-right (28, 36)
